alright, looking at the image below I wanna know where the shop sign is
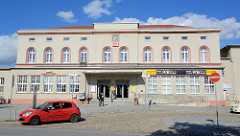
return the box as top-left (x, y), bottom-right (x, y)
top-left (110, 85), bottom-right (116, 92)
top-left (42, 72), bottom-right (56, 75)
top-left (131, 86), bottom-right (136, 93)
top-left (157, 70), bottom-right (207, 75)
top-left (157, 70), bottom-right (176, 75)
top-left (146, 70), bottom-right (157, 75)
top-left (206, 70), bottom-right (217, 75)
top-left (186, 70), bottom-right (206, 75)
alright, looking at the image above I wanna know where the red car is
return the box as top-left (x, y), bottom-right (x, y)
top-left (19, 101), bottom-right (81, 125)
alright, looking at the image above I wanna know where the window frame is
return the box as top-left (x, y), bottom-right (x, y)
top-left (30, 76), bottom-right (40, 93)
top-left (176, 76), bottom-right (186, 94)
top-left (44, 76), bottom-right (53, 93)
top-left (17, 76), bottom-right (27, 93)
top-left (190, 76), bottom-right (200, 94)
top-left (163, 48), bottom-right (170, 63)
top-left (145, 48), bottom-right (152, 63)
top-left (46, 48), bottom-right (53, 63)
top-left (104, 48), bottom-right (111, 63)
top-left (0, 78), bottom-right (4, 93)
top-left (147, 76), bottom-right (158, 94)
top-left (120, 48), bottom-right (127, 63)
top-left (80, 48), bottom-right (87, 62)
top-left (70, 76), bottom-right (80, 93)
top-left (162, 76), bottom-right (171, 94)
top-left (181, 48), bottom-right (189, 63)
top-left (204, 76), bottom-right (215, 94)
top-left (200, 47), bottom-right (208, 63)
top-left (28, 49), bottom-right (35, 63)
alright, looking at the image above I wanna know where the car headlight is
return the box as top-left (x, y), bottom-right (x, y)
top-left (22, 112), bottom-right (32, 117)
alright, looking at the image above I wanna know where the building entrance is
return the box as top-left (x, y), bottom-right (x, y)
top-left (116, 80), bottom-right (129, 99)
top-left (97, 80), bottom-right (111, 98)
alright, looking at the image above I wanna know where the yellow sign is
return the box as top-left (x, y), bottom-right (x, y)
top-left (73, 94), bottom-right (77, 99)
top-left (206, 70), bottom-right (217, 75)
top-left (111, 86), bottom-right (116, 92)
top-left (131, 86), bottom-right (136, 93)
top-left (146, 70), bottom-right (157, 75)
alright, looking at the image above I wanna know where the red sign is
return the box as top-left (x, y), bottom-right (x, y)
top-left (112, 42), bottom-right (119, 47)
top-left (210, 72), bottom-right (220, 82)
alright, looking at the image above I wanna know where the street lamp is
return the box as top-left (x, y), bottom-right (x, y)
top-left (142, 74), bottom-right (150, 110)
top-left (69, 74), bottom-right (77, 102)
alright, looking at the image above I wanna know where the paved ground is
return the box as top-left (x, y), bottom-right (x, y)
top-left (0, 103), bottom-right (240, 136)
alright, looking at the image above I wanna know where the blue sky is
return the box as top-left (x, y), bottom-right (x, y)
top-left (0, 0), bottom-right (240, 67)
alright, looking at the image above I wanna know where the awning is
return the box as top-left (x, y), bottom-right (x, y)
top-left (83, 70), bottom-right (142, 75)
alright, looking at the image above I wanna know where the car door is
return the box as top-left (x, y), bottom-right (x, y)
top-left (40, 102), bottom-right (63, 122)
top-left (61, 102), bottom-right (73, 120)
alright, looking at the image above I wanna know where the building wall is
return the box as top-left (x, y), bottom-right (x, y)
top-left (230, 47), bottom-right (240, 99)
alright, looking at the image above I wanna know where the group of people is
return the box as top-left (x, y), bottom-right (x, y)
top-left (98, 93), bottom-right (104, 106)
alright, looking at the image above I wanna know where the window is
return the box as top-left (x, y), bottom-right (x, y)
top-left (28, 49), bottom-right (35, 63)
top-left (46, 38), bottom-right (52, 41)
top-left (182, 36), bottom-right (188, 40)
top-left (104, 48), bottom-right (111, 63)
top-left (181, 48), bottom-right (188, 63)
top-left (0, 78), bottom-right (4, 93)
top-left (18, 76), bottom-right (27, 93)
top-left (31, 76), bottom-right (40, 92)
top-left (57, 76), bottom-right (66, 93)
top-left (176, 76), bottom-right (185, 94)
top-left (46, 49), bottom-right (53, 63)
top-left (44, 76), bottom-right (53, 93)
top-left (201, 36), bottom-right (207, 40)
top-left (121, 48), bottom-right (127, 63)
top-left (70, 76), bottom-right (80, 93)
top-left (64, 37), bottom-right (69, 41)
top-left (46, 102), bottom-right (61, 110)
top-left (162, 76), bottom-right (171, 94)
top-left (145, 48), bottom-right (151, 63)
top-left (148, 76), bottom-right (157, 93)
top-left (81, 37), bottom-right (87, 41)
top-left (63, 49), bottom-right (70, 63)
top-left (62, 102), bottom-right (72, 109)
top-left (190, 76), bottom-right (200, 94)
top-left (200, 47), bottom-right (207, 63)
top-left (204, 76), bottom-right (214, 94)
top-left (163, 36), bottom-right (169, 40)
top-left (80, 48), bottom-right (87, 62)
top-left (163, 48), bottom-right (170, 63)
top-left (145, 36), bottom-right (151, 40)
top-left (29, 38), bottom-right (35, 41)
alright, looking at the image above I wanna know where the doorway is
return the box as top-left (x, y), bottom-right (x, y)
top-left (116, 80), bottom-right (129, 99)
top-left (97, 80), bottom-right (111, 99)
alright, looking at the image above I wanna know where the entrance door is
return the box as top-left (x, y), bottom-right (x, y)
top-left (97, 80), bottom-right (111, 99)
top-left (116, 80), bottom-right (129, 99)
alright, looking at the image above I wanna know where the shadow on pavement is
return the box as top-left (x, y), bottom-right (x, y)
top-left (149, 122), bottom-right (240, 136)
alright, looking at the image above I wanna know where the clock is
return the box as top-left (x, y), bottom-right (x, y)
top-left (112, 35), bottom-right (119, 42)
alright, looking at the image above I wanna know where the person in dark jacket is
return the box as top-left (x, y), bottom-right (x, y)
top-left (99, 93), bottom-right (102, 106)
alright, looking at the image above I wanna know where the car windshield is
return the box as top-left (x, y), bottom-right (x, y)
top-left (34, 102), bottom-right (50, 109)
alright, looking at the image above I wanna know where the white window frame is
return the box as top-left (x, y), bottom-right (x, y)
top-left (57, 76), bottom-right (66, 93)
top-left (81, 49), bottom-right (87, 62)
top-left (147, 76), bottom-right (158, 94)
top-left (70, 76), bottom-right (80, 93)
top-left (31, 76), bottom-right (40, 93)
top-left (0, 78), bottom-right (4, 93)
top-left (204, 76), bottom-right (215, 94)
top-left (163, 48), bottom-right (170, 63)
top-left (176, 76), bottom-right (185, 94)
top-left (145, 48), bottom-right (151, 63)
top-left (104, 48), bottom-right (111, 63)
top-left (190, 76), bottom-right (200, 94)
top-left (121, 48), bottom-right (127, 63)
top-left (181, 48), bottom-right (188, 63)
top-left (18, 76), bottom-right (27, 93)
top-left (44, 76), bottom-right (53, 93)
top-left (200, 48), bottom-right (207, 63)
top-left (162, 76), bottom-right (171, 94)
top-left (46, 49), bottom-right (52, 63)
top-left (29, 49), bottom-right (35, 63)
top-left (63, 49), bottom-right (70, 63)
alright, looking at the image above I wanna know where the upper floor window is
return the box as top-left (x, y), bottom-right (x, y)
top-left (201, 36), bottom-right (207, 40)
top-left (163, 48), bottom-right (170, 63)
top-left (145, 36), bottom-right (151, 40)
top-left (181, 48), bottom-right (189, 63)
top-left (46, 49), bottom-right (53, 63)
top-left (145, 48), bottom-right (151, 63)
top-left (200, 47), bottom-right (208, 63)
top-left (46, 38), bottom-right (52, 41)
top-left (62, 48), bottom-right (70, 63)
top-left (81, 37), bottom-right (87, 41)
top-left (0, 78), bottom-right (4, 93)
top-left (64, 37), bottom-right (70, 41)
top-left (28, 49), bottom-right (35, 63)
top-left (163, 36), bottom-right (169, 40)
top-left (182, 36), bottom-right (188, 40)
top-left (121, 48), bottom-right (127, 63)
top-left (29, 38), bottom-right (35, 41)
top-left (104, 48), bottom-right (111, 63)
top-left (80, 48), bottom-right (87, 62)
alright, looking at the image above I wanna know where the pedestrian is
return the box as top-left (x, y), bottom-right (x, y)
top-left (99, 93), bottom-right (102, 106)
top-left (101, 93), bottom-right (104, 106)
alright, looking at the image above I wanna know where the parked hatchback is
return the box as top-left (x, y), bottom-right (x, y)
top-left (19, 101), bottom-right (81, 125)
top-left (230, 104), bottom-right (240, 113)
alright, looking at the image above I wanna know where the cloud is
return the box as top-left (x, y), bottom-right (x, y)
top-left (113, 13), bottom-right (240, 40)
top-left (83, 0), bottom-right (113, 19)
top-left (57, 11), bottom-right (77, 23)
top-left (0, 33), bottom-right (18, 66)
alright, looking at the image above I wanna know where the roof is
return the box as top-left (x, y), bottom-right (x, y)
top-left (48, 26), bottom-right (94, 29)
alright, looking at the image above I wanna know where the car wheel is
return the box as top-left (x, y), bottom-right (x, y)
top-left (69, 114), bottom-right (79, 122)
top-left (29, 116), bottom-right (40, 125)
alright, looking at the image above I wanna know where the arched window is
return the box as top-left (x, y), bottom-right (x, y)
top-left (200, 47), bottom-right (207, 63)
top-left (145, 48), bottom-right (151, 63)
top-left (181, 48), bottom-right (188, 63)
top-left (62, 48), bottom-right (70, 63)
top-left (163, 48), bottom-right (170, 63)
top-left (81, 48), bottom-right (87, 62)
top-left (104, 48), bottom-right (111, 63)
top-left (28, 49), bottom-right (35, 63)
top-left (46, 49), bottom-right (52, 63)
top-left (121, 48), bottom-right (127, 63)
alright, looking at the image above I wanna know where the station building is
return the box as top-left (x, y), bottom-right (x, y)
top-left (0, 23), bottom-right (227, 106)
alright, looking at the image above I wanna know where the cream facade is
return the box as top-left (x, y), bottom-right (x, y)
top-left (0, 23), bottom-right (227, 106)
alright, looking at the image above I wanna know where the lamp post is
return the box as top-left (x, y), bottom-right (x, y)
top-left (69, 74), bottom-right (77, 102)
top-left (142, 74), bottom-right (150, 110)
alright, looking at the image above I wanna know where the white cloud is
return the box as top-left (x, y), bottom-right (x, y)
top-left (83, 0), bottom-right (113, 19)
top-left (113, 13), bottom-right (240, 40)
top-left (57, 11), bottom-right (77, 23)
top-left (0, 33), bottom-right (18, 66)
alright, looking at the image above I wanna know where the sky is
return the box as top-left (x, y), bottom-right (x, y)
top-left (0, 0), bottom-right (240, 67)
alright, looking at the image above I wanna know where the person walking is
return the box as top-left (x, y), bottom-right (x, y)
top-left (99, 93), bottom-right (102, 106)
top-left (101, 93), bottom-right (104, 106)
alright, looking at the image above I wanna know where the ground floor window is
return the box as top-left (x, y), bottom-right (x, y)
top-left (162, 76), bottom-right (171, 94)
top-left (204, 76), bottom-right (214, 94)
top-left (70, 76), bottom-right (80, 92)
top-left (18, 76), bottom-right (27, 93)
top-left (0, 78), bottom-right (4, 93)
top-left (57, 76), bottom-right (66, 93)
top-left (148, 76), bottom-right (158, 93)
top-left (190, 76), bottom-right (200, 94)
top-left (31, 76), bottom-right (40, 92)
top-left (176, 76), bottom-right (185, 94)
top-left (44, 76), bottom-right (53, 92)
